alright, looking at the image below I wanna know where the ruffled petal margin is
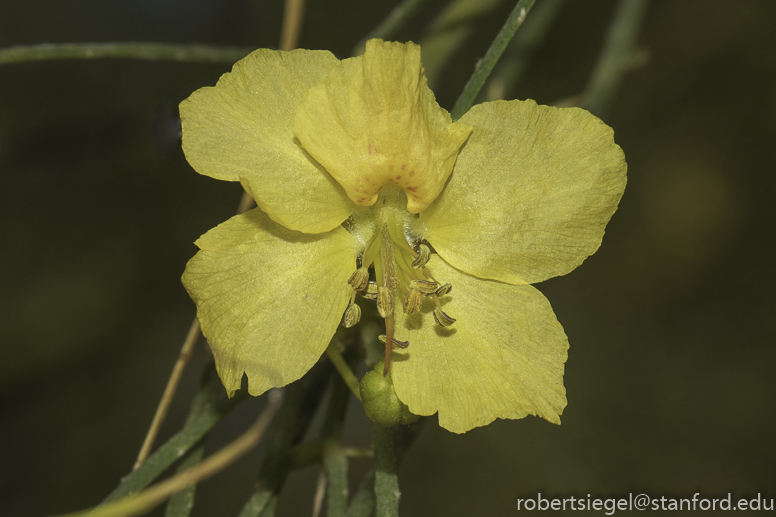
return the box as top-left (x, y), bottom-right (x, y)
top-left (421, 100), bottom-right (627, 285)
top-left (293, 39), bottom-right (471, 214)
top-left (390, 256), bottom-right (568, 433)
top-left (180, 49), bottom-right (356, 234)
top-left (182, 208), bottom-right (359, 397)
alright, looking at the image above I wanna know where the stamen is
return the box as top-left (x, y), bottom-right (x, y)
top-left (394, 246), bottom-right (423, 280)
top-left (435, 282), bottom-right (453, 296)
top-left (361, 234), bottom-right (380, 270)
top-left (383, 314), bottom-right (395, 377)
top-left (376, 286), bottom-right (394, 319)
top-left (422, 267), bottom-right (439, 283)
top-left (403, 288), bottom-right (423, 315)
top-left (348, 267), bottom-right (370, 291)
top-left (342, 303), bottom-right (361, 328)
top-left (378, 334), bottom-right (410, 349)
top-left (409, 278), bottom-right (440, 294)
top-left (397, 276), bottom-right (410, 297)
top-left (360, 281), bottom-right (378, 300)
top-left (433, 308), bottom-right (456, 327)
top-left (411, 243), bottom-right (431, 268)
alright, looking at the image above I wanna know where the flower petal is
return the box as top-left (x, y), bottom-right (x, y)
top-left (182, 208), bottom-right (359, 397)
top-left (180, 49), bottom-right (356, 234)
top-left (391, 256), bottom-right (568, 433)
top-left (293, 39), bottom-right (471, 213)
top-left (420, 100), bottom-right (627, 285)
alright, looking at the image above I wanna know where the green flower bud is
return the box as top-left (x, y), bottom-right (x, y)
top-left (360, 360), bottom-right (420, 427)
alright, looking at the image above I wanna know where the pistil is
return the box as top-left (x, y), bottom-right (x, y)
top-left (341, 189), bottom-right (456, 375)
top-left (379, 223), bottom-right (397, 376)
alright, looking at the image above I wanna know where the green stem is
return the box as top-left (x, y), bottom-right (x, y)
top-left (583, 0), bottom-right (650, 117)
top-left (372, 424), bottom-right (400, 517)
top-left (0, 42), bottom-right (255, 66)
top-left (323, 436), bottom-right (349, 517)
top-left (320, 349), bottom-right (359, 517)
top-left (449, 0), bottom-right (537, 121)
top-left (347, 420), bottom-right (425, 517)
top-left (480, 0), bottom-right (567, 102)
top-left (326, 341), bottom-right (363, 401)
top-left (352, 0), bottom-right (429, 55)
top-left (163, 440), bottom-right (206, 517)
top-left (419, 0), bottom-right (506, 87)
top-left (237, 362), bottom-right (332, 517)
top-left (346, 470), bottom-right (376, 517)
top-left (102, 363), bottom-right (245, 504)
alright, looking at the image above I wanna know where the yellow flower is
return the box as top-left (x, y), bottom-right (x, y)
top-left (180, 39), bottom-right (626, 433)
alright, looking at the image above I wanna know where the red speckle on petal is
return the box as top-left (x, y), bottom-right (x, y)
top-left (401, 164), bottom-right (406, 170)
top-left (407, 186), bottom-right (417, 192)
top-left (389, 164), bottom-right (394, 170)
top-left (409, 170), bottom-right (415, 177)
top-left (395, 175), bottom-right (402, 181)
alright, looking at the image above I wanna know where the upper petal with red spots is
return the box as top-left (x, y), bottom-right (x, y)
top-left (293, 40), bottom-right (471, 214)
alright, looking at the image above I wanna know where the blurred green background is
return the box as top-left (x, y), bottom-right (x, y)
top-left (1, 0), bottom-right (774, 515)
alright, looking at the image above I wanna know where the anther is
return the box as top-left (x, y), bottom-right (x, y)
top-left (403, 288), bottom-right (423, 315)
top-left (376, 286), bottom-right (394, 319)
top-left (435, 282), bottom-right (453, 296)
top-left (432, 308), bottom-right (456, 327)
top-left (360, 281), bottom-right (378, 300)
top-left (409, 278), bottom-right (439, 294)
top-left (348, 267), bottom-right (370, 291)
top-left (411, 243), bottom-right (431, 268)
top-left (378, 335), bottom-right (410, 349)
top-left (342, 303), bottom-right (361, 328)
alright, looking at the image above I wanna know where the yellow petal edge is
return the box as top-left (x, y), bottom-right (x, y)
top-left (180, 48), bottom-right (356, 234)
top-left (421, 100), bottom-right (627, 285)
top-left (294, 39), bottom-right (472, 214)
top-left (391, 256), bottom-right (568, 433)
top-left (182, 208), bottom-right (359, 396)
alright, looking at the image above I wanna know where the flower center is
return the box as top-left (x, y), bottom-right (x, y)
top-left (342, 188), bottom-right (455, 375)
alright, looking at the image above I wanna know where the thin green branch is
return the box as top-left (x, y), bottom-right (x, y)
top-left (326, 341), bottom-right (363, 401)
top-left (347, 420), bottom-right (425, 517)
top-left (102, 363), bottom-right (245, 504)
top-left (372, 424), bottom-right (400, 517)
top-left (352, 0), bottom-right (429, 55)
top-left (583, 0), bottom-right (650, 118)
top-left (342, 447), bottom-right (374, 458)
top-left (163, 440), bottom-right (205, 517)
top-left (238, 362), bottom-right (332, 517)
top-left (320, 349), bottom-right (358, 517)
top-left (56, 390), bottom-right (283, 517)
top-left (323, 442), bottom-right (348, 517)
top-left (347, 470), bottom-right (377, 517)
top-left (0, 42), bottom-right (255, 66)
top-left (450, 0), bottom-right (537, 121)
top-left (419, 0), bottom-right (506, 87)
top-left (481, 0), bottom-right (566, 101)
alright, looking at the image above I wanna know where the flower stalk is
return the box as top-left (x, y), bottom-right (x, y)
top-left (372, 423), bottom-right (400, 517)
top-left (326, 341), bottom-right (363, 401)
top-left (0, 42), bottom-right (255, 66)
top-left (103, 364), bottom-right (245, 504)
top-left (450, 0), bottom-right (537, 121)
top-left (583, 0), bottom-right (650, 117)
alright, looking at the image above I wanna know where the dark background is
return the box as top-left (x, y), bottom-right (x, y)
top-left (1, 0), bottom-right (774, 515)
